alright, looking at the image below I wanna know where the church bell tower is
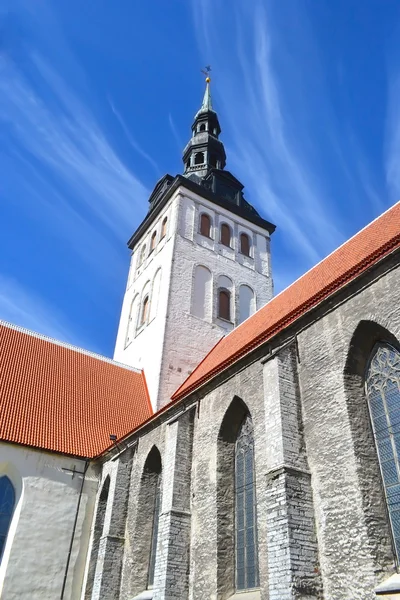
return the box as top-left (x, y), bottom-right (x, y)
top-left (113, 77), bottom-right (275, 411)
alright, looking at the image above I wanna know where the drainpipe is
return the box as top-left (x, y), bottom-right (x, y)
top-left (60, 459), bottom-right (90, 600)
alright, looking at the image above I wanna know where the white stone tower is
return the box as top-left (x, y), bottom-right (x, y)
top-left (113, 78), bottom-right (275, 411)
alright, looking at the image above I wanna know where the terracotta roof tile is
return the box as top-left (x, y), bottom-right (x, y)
top-left (172, 201), bottom-right (400, 401)
top-left (0, 324), bottom-right (152, 458)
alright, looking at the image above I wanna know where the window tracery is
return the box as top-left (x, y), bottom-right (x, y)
top-left (235, 415), bottom-right (259, 590)
top-left (366, 342), bottom-right (400, 559)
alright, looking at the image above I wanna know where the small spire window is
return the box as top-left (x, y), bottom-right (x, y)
top-left (240, 233), bottom-right (250, 257)
top-left (161, 217), bottom-right (168, 239)
top-left (220, 223), bottom-right (231, 248)
top-left (200, 214), bottom-right (212, 238)
top-left (218, 289), bottom-right (231, 321)
top-left (149, 231), bottom-right (157, 254)
top-left (199, 123), bottom-right (206, 132)
top-left (195, 152), bottom-right (205, 165)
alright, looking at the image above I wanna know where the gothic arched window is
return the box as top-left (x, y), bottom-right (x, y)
top-left (240, 233), bottom-right (250, 257)
top-left (161, 217), bottom-right (168, 239)
top-left (235, 415), bottom-right (259, 590)
top-left (220, 223), bottom-right (231, 247)
top-left (195, 152), bottom-right (205, 165)
top-left (84, 476), bottom-right (110, 599)
top-left (0, 476), bottom-right (15, 562)
top-left (200, 213), bottom-right (211, 238)
top-left (145, 448), bottom-right (162, 589)
top-left (218, 289), bottom-right (231, 321)
top-left (366, 342), bottom-right (400, 559)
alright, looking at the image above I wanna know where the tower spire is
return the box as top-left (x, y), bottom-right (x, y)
top-left (182, 68), bottom-right (226, 178)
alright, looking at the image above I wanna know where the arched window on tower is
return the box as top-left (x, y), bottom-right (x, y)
top-left (240, 233), bottom-right (251, 257)
top-left (126, 294), bottom-right (139, 345)
top-left (140, 295), bottom-right (150, 327)
top-left (366, 342), bottom-right (400, 559)
top-left (218, 289), bottom-right (231, 321)
top-left (238, 285), bottom-right (255, 325)
top-left (195, 152), bottom-right (205, 165)
top-left (161, 217), bottom-right (168, 239)
top-left (235, 414), bottom-right (259, 590)
top-left (199, 123), bottom-right (206, 132)
top-left (200, 213), bottom-right (212, 238)
top-left (220, 223), bottom-right (231, 248)
top-left (192, 265), bottom-right (212, 321)
top-left (0, 476), bottom-right (15, 562)
top-left (139, 245), bottom-right (146, 266)
top-left (149, 231), bottom-right (157, 254)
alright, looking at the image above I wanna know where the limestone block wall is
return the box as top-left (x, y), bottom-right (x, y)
top-left (0, 443), bottom-right (98, 600)
top-left (297, 257), bottom-right (400, 599)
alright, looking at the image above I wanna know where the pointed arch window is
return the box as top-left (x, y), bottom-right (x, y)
top-left (161, 217), bottom-right (168, 239)
top-left (218, 289), bottom-right (231, 321)
top-left (235, 415), bottom-right (259, 590)
top-left (0, 476), bottom-right (15, 562)
top-left (240, 233), bottom-right (250, 257)
top-left (366, 342), bottom-right (400, 559)
top-left (140, 295), bottom-right (149, 326)
top-left (148, 471), bottom-right (161, 588)
top-left (220, 223), bottom-right (231, 247)
top-left (200, 213), bottom-right (211, 238)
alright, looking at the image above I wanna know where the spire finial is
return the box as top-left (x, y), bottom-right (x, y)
top-left (198, 66), bottom-right (213, 114)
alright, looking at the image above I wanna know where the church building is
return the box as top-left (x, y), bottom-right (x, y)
top-left (1, 78), bottom-right (400, 600)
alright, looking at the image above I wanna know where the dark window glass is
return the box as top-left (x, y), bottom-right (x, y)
top-left (240, 233), bottom-right (250, 257)
top-left (195, 152), bottom-right (205, 165)
top-left (161, 217), bottom-right (168, 239)
top-left (147, 473), bottom-right (161, 588)
top-left (366, 342), bottom-right (400, 559)
top-left (220, 224), bottom-right (231, 247)
top-left (200, 214), bottom-right (211, 238)
top-left (0, 476), bottom-right (15, 562)
top-left (218, 289), bottom-right (231, 321)
top-left (235, 415), bottom-right (259, 590)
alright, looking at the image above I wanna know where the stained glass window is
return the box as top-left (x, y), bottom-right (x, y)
top-left (0, 476), bottom-right (15, 562)
top-left (147, 473), bottom-right (161, 588)
top-left (235, 414), bottom-right (259, 590)
top-left (366, 342), bottom-right (400, 559)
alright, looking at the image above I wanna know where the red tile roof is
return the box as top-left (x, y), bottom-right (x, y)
top-left (172, 201), bottom-right (400, 401)
top-left (0, 323), bottom-right (152, 458)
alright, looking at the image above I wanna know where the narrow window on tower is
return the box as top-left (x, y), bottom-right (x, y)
top-left (161, 217), bottom-right (168, 239)
top-left (235, 414), bottom-right (259, 590)
top-left (149, 231), bottom-right (157, 254)
top-left (140, 295), bottom-right (150, 326)
top-left (365, 342), bottom-right (400, 560)
top-left (218, 289), bottom-right (231, 321)
top-left (200, 213), bottom-right (212, 238)
top-left (220, 223), bottom-right (231, 247)
top-left (139, 245), bottom-right (146, 266)
top-left (240, 233), bottom-right (251, 257)
top-left (0, 476), bottom-right (15, 563)
top-left (199, 123), bottom-right (206, 132)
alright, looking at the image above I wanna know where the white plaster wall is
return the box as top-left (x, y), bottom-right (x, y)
top-left (113, 203), bottom-right (177, 411)
top-left (0, 442), bottom-right (98, 600)
top-left (114, 184), bottom-right (273, 410)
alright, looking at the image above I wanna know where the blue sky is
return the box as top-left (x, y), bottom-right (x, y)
top-left (0, 0), bottom-right (399, 355)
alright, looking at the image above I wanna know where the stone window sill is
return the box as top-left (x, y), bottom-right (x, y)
top-left (130, 591), bottom-right (153, 600)
top-left (229, 590), bottom-right (261, 600)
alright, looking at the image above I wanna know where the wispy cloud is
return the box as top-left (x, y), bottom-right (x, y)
top-left (385, 69), bottom-right (400, 203)
top-left (0, 274), bottom-right (89, 348)
top-left (191, 0), bottom-right (384, 285)
top-left (0, 52), bottom-right (149, 239)
top-left (168, 113), bottom-right (184, 154)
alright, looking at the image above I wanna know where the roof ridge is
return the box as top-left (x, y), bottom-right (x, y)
top-left (0, 319), bottom-right (142, 374)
